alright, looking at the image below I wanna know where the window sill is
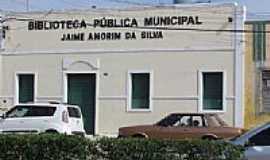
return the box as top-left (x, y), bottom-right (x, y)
top-left (200, 110), bottom-right (225, 113)
top-left (127, 108), bottom-right (152, 113)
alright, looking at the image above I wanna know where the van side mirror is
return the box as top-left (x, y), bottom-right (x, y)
top-left (244, 140), bottom-right (255, 148)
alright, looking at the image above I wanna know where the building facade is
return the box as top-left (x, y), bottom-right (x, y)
top-left (245, 21), bottom-right (270, 128)
top-left (0, 3), bottom-right (245, 135)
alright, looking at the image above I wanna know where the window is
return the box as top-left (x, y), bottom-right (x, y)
top-left (68, 107), bottom-right (81, 118)
top-left (253, 23), bottom-right (266, 62)
top-left (156, 114), bottom-right (204, 127)
top-left (0, 26), bottom-right (7, 49)
top-left (128, 72), bottom-right (152, 111)
top-left (249, 127), bottom-right (270, 146)
top-left (200, 72), bottom-right (225, 112)
top-left (0, 27), bottom-right (2, 49)
top-left (18, 74), bottom-right (35, 103)
top-left (180, 116), bottom-right (203, 127)
top-left (6, 105), bottom-right (56, 118)
top-left (262, 70), bottom-right (270, 112)
top-left (192, 116), bottom-right (204, 127)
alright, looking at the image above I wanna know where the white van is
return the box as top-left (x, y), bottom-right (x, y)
top-left (0, 102), bottom-right (85, 136)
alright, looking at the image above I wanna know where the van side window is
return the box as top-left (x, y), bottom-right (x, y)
top-left (68, 107), bottom-right (81, 118)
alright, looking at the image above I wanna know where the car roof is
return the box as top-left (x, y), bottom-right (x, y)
top-left (169, 113), bottom-right (215, 116)
top-left (14, 102), bottom-right (79, 108)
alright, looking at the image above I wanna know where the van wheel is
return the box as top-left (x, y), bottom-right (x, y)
top-left (45, 129), bottom-right (59, 134)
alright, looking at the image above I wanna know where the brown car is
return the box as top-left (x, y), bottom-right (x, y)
top-left (118, 113), bottom-right (243, 140)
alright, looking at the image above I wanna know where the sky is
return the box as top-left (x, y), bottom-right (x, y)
top-left (0, 0), bottom-right (269, 20)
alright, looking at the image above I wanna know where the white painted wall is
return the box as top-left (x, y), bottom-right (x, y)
top-left (0, 3), bottom-right (245, 134)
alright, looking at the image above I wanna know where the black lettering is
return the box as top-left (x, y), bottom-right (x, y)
top-left (37, 21), bottom-right (43, 30)
top-left (144, 17), bottom-right (153, 26)
top-left (28, 21), bottom-right (34, 30)
top-left (131, 18), bottom-right (138, 27)
top-left (73, 20), bottom-right (79, 28)
top-left (196, 16), bottom-right (202, 25)
top-left (93, 19), bottom-right (100, 28)
top-left (187, 16), bottom-right (195, 25)
top-left (44, 21), bottom-right (50, 30)
top-left (61, 34), bottom-right (66, 41)
top-left (60, 21), bottom-right (66, 29)
top-left (182, 16), bottom-right (188, 24)
top-left (141, 31), bottom-right (163, 39)
top-left (171, 16), bottom-right (178, 25)
top-left (66, 20), bottom-right (72, 29)
top-left (52, 21), bottom-right (59, 29)
top-left (81, 20), bottom-right (87, 28)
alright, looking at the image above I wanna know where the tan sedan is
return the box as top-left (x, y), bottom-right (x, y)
top-left (118, 113), bottom-right (244, 140)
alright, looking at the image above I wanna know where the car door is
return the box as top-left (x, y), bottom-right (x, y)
top-left (160, 115), bottom-right (193, 139)
top-left (245, 127), bottom-right (270, 160)
top-left (175, 115), bottom-right (206, 139)
top-left (20, 106), bottom-right (57, 133)
top-left (0, 106), bottom-right (30, 132)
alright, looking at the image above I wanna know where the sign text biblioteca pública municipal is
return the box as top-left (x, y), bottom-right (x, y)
top-left (28, 16), bottom-right (203, 41)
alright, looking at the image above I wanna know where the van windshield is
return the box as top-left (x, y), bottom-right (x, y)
top-left (6, 105), bottom-right (56, 118)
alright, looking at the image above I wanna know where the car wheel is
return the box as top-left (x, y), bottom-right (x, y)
top-left (117, 135), bottom-right (125, 139)
top-left (202, 135), bottom-right (217, 141)
top-left (132, 134), bottom-right (147, 138)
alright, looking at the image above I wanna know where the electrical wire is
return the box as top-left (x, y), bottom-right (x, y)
top-left (103, 0), bottom-right (154, 6)
top-left (0, 0), bottom-right (247, 16)
top-left (0, 0), bottom-right (44, 11)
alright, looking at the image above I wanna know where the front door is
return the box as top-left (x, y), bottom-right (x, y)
top-left (67, 74), bottom-right (96, 135)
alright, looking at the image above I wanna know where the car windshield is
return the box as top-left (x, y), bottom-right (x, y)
top-left (156, 114), bottom-right (180, 127)
top-left (67, 107), bottom-right (81, 118)
top-left (231, 122), bottom-right (270, 141)
top-left (6, 105), bottom-right (56, 118)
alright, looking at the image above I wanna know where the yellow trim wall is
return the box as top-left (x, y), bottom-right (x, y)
top-left (245, 23), bottom-right (270, 129)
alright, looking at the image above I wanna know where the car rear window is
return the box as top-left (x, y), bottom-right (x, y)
top-left (6, 105), bottom-right (56, 118)
top-left (67, 107), bottom-right (81, 118)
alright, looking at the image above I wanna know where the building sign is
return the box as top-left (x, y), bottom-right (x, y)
top-left (27, 16), bottom-right (203, 41)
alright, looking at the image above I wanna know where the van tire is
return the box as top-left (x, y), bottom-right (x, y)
top-left (45, 129), bottom-right (59, 134)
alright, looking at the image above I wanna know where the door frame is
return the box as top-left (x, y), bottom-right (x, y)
top-left (63, 71), bottom-right (99, 135)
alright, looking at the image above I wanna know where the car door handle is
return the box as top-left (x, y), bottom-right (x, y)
top-left (19, 121), bottom-right (24, 123)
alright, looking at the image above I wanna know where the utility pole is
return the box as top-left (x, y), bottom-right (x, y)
top-left (26, 0), bottom-right (29, 12)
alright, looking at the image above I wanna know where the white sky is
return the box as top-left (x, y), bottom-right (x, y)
top-left (0, 0), bottom-right (269, 19)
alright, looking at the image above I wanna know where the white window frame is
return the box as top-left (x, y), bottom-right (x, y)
top-left (15, 72), bottom-right (38, 105)
top-left (0, 27), bottom-right (2, 49)
top-left (127, 70), bottom-right (153, 112)
top-left (198, 70), bottom-right (226, 113)
top-left (0, 21), bottom-right (4, 49)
